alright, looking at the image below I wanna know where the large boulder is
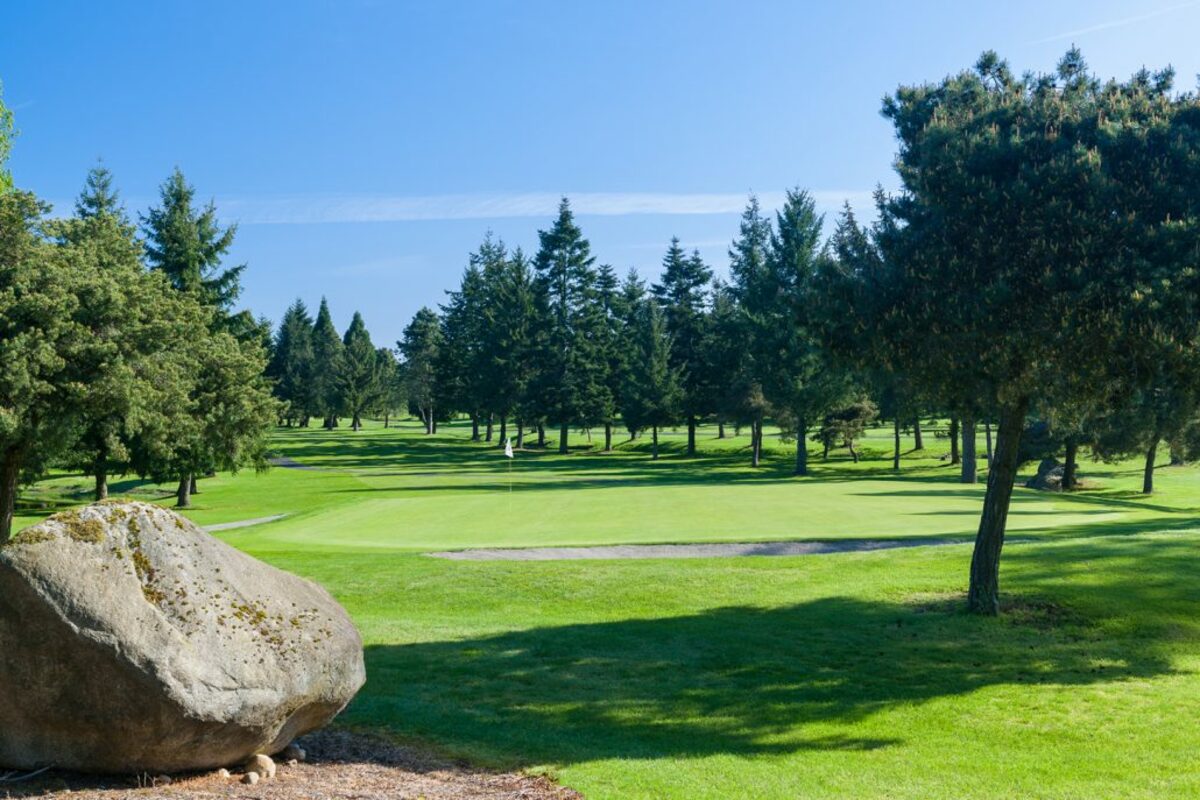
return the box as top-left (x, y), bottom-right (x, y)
top-left (0, 501), bottom-right (365, 773)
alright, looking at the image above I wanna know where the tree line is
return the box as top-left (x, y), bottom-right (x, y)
top-left (0, 94), bottom-right (276, 542)
top-left (269, 50), bottom-right (1200, 615)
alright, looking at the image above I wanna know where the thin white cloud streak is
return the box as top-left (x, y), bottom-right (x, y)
top-left (218, 190), bottom-right (875, 225)
top-left (1028, 1), bottom-right (1200, 45)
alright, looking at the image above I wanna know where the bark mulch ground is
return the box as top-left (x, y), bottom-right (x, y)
top-left (1, 730), bottom-right (578, 800)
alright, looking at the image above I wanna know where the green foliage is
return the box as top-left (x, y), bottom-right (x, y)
top-left (0, 82), bottom-right (14, 193)
top-left (141, 168), bottom-right (244, 314)
top-left (398, 307), bottom-right (443, 433)
top-left (620, 299), bottom-right (682, 453)
top-left (339, 311), bottom-right (382, 430)
top-left (268, 299), bottom-right (316, 425)
top-left (310, 297), bottom-right (345, 427)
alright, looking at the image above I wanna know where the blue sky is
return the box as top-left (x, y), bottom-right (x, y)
top-left (4, 0), bottom-right (1200, 345)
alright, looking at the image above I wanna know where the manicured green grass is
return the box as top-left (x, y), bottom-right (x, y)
top-left (15, 419), bottom-right (1200, 797)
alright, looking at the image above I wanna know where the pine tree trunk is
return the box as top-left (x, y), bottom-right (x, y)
top-left (424, 409), bottom-right (433, 435)
top-left (967, 399), bottom-right (1028, 615)
top-left (0, 447), bottom-right (21, 545)
top-left (751, 418), bottom-right (762, 467)
top-left (718, 421), bottom-right (726, 439)
top-left (823, 440), bottom-right (830, 460)
top-left (353, 413), bottom-right (362, 431)
top-left (176, 473), bottom-right (193, 509)
top-left (471, 416), bottom-right (480, 441)
top-left (1063, 439), bottom-right (1079, 491)
top-left (687, 416), bottom-right (697, 456)
top-left (652, 425), bottom-right (659, 459)
top-left (892, 417), bottom-right (901, 471)
top-left (604, 422), bottom-right (613, 452)
top-left (794, 418), bottom-right (808, 476)
top-left (849, 441), bottom-right (859, 463)
top-left (913, 418), bottom-right (924, 450)
top-left (1143, 436), bottom-right (1160, 495)
top-left (190, 474), bottom-right (199, 495)
top-left (499, 417), bottom-right (507, 445)
top-left (949, 417), bottom-right (960, 465)
top-left (516, 419), bottom-right (525, 449)
top-left (432, 418), bottom-right (438, 433)
top-left (383, 411), bottom-right (389, 429)
top-left (486, 415), bottom-right (494, 443)
top-left (537, 424), bottom-right (545, 447)
top-left (961, 417), bottom-right (977, 483)
top-left (94, 449), bottom-right (109, 502)
top-left (558, 423), bottom-right (569, 454)
top-left (985, 421), bottom-right (993, 466)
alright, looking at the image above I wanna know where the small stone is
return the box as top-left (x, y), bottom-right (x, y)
top-left (154, 775), bottom-right (172, 786)
top-left (217, 768), bottom-right (230, 779)
top-left (244, 754), bottom-right (276, 780)
top-left (280, 743), bottom-right (307, 762)
top-left (242, 771), bottom-right (260, 786)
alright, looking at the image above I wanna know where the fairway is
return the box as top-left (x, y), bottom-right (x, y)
top-left (16, 419), bottom-right (1200, 798)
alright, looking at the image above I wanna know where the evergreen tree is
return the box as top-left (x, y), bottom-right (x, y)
top-left (399, 307), bottom-right (442, 434)
top-left (339, 311), bottom-right (382, 431)
top-left (0, 83), bottom-right (13, 193)
top-left (482, 247), bottom-right (536, 447)
top-left (141, 168), bottom-right (244, 316)
top-left (652, 238), bottom-right (713, 456)
top-left (871, 50), bottom-right (1200, 613)
top-left (531, 199), bottom-right (612, 453)
top-left (764, 189), bottom-right (850, 475)
top-left (74, 162), bottom-right (126, 221)
top-left (621, 298), bottom-right (682, 459)
top-left (616, 268), bottom-right (648, 439)
top-left (725, 196), bottom-right (774, 466)
top-left (310, 297), bottom-right (345, 428)
top-left (267, 299), bottom-right (315, 426)
top-left (595, 263), bottom-right (624, 452)
top-left (439, 244), bottom-right (492, 438)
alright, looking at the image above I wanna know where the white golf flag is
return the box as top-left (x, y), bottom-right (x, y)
top-left (504, 437), bottom-right (514, 458)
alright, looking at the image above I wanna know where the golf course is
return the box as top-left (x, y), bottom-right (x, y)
top-left (14, 420), bottom-right (1200, 798)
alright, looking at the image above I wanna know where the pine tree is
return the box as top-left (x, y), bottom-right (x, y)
top-left (621, 298), bottom-right (682, 459)
top-left (724, 196), bottom-right (774, 466)
top-left (141, 168), bottom-right (244, 317)
top-left (339, 311), bottom-right (382, 431)
top-left (652, 238), bottom-right (713, 456)
top-left (267, 299), bottom-right (315, 426)
top-left (310, 298), bottom-right (345, 428)
top-left (531, 199), bottom-right (612, 453)
top-left (399, 307), bottom-right (442, 434)
top-left (75, 162), bottom-right (126, 221)
top-left (482, 247), bottom-right (536, 447)
top-left (0, 82), bottom-right (13, 193)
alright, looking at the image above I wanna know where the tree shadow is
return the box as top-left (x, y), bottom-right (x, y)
top-left (347, 593), bottom-right (1174, 770)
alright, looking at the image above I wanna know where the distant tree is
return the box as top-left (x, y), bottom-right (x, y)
top-left (531, 199), bottom-right (612, 453)
top-left (621, 299), bottom-right (682, 459)
top-left (267, 299), bottom-right (315, 426)
top-left (374, 347), bottom-right (403, 427)
top-left (338, 311), bottom-right (382, 431)
top-left (616, 268), bottom-right (649, 440)
top-left (141, 168), bottom-right (244, 317)
top-left (310, 298), bottom-right (345, 428)
top-left (399, 307), bottom-right (442, 434)
top-left (725, 197), bottom-right (775, 466)
top-left (482, 247), bottom-right (536, 447)
top-left (652, 238), bottom-right (713, 456)
top-left (813, 397), bottom-right (878, 462)
top-left (439, 244), bottom-right (491, 438)
top-left (594, 263), bottom-right (624, 452)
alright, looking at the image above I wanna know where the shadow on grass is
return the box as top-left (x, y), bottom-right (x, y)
top-left (347, 590), bottom-right (1174, 769)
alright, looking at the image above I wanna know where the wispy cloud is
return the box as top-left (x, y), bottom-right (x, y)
top-left (1029, 1), bottom-right (1200, 45)
top-left (218, 190), bottom-right (874, 225)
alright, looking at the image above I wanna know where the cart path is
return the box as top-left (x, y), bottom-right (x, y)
top-left (202, 514), bottom-right (288, 532)
top-left (429, 537), bottom-right (970, 561)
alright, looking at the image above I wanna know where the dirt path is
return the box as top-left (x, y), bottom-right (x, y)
top-left (3, 729), bottom-right (578, 799)
top-left (202, 515), bottom-right (288, 532)
top-left (430, 537), bottom-right (967, 561)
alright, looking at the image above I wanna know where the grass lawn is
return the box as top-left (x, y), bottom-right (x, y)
top-left (14, 419), bottom-right (1200, 798)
